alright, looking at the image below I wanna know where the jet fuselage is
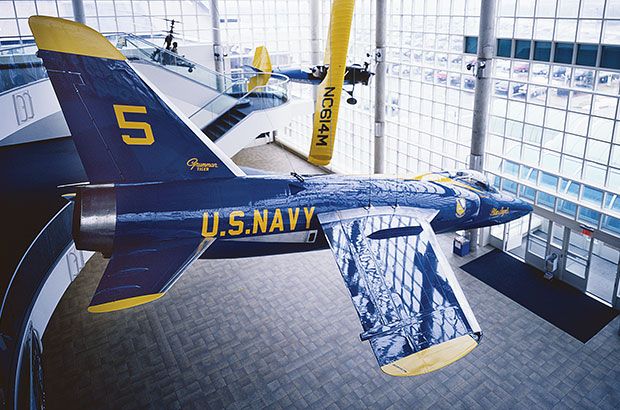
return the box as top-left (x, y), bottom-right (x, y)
top-left (82, 174), bottom-right (531, 260)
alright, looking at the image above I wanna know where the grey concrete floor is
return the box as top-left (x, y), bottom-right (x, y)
top-left (42, 143), bottom-right (620, 409)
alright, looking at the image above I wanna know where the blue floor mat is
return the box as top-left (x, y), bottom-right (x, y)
top-left (461, 249), bottom-right (618, 343)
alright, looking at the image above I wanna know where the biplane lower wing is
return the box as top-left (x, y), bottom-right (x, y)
top-left (318, 207), bottom-right (482, 376)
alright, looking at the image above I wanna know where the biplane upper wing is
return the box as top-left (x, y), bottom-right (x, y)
top-left (87, 238), bottom-right (214, 313)
top-left (318, 207), bottom-right (482, 376)
top-left (308, 0), bottom-right (355, 166)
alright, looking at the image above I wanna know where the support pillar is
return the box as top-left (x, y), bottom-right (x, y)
top-left (310, 0), bottom-right (321, 102)
top-left (468, 0), bottom-right (497, 247)
top-left (374, 0), bottom-right (387, 174)
top-left (211, 0), bottom-right (225, 91)
top-left (71, 0), bottom-right (85, 24)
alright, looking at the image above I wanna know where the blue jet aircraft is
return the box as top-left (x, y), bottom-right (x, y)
top-left (30, 16), bottom-right (532, 377)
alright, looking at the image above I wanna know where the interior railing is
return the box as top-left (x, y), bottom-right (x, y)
top-left (0, 33), bottom-right (290, 136)
top-left (0, 44), bottom-right (46, 95)
top-left (0, 33), bottom-right (233, 96)
top-left (109, 34), bottom-right (290, 126)
top-left (0, 202), bottom-right (74, 410)
top-left (189, 70), bottom-right (290, 126)
top-left (108, 33), bottom-right (236, 91)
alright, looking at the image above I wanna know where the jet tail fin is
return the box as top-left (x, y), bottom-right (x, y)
top-left (29, 16), bottom-right (243, 184)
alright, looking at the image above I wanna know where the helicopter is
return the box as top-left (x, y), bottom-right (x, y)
top-left (146, 18), bottom-right (195, 72)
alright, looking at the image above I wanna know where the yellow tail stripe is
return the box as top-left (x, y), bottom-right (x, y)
top-left (87, 293), bottom-right (165, 313)
top-left (29, 16), bottom-right (126, 61)
top-left (309, 0), bottom-right (355, 166)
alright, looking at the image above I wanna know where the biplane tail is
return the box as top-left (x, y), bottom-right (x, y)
top-left (250, 45), bottom-right (272, 73)
top-left (247, 46), bottom-right (273, 90)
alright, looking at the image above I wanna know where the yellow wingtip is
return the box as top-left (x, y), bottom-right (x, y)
top-left (308, 154), bottom-right (331, 166)
top-left (87, 293), bottom-right (165, 313)
top-left (28, 15), bottom-right (125, 61)
top-left (380, 335), bottom-right (478, 377)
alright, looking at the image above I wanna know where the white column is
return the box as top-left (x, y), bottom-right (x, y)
top-left (211, 0), bottom-right (225, 91)
top-left (374, 0), bottom-right (387, 174)
top-left (468, 0), bottom-right (497, 247)
top-left (310, 0), bottom-right (321, 102)
top-left (71, 0), bottom-right (86, 24)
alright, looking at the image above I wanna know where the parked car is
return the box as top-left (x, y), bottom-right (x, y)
top-left (463, 77), bottom-right (476, 90)
top-left (513, 63), bottom-right (529, 73)
top-left (552, 67), bottom-right (567, 78)
top-left (495, 81), bottom-right (509, 95)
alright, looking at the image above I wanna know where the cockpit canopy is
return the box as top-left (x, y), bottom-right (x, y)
top-left (450, 170), bottom-right (497, 193)
top-left (414, 170), bottom-right (497, 193)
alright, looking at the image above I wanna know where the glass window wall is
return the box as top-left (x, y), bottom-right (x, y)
top-left (0, 0), bottom-right (214, 44)
top-left (566, 230), bottom-right (591, 278)
top-left (587, 240), bottom-right (619, 303)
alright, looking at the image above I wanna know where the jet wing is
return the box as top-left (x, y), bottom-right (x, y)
top-left (318, 207), bottom-right (482, 376)
top-left (88, 238), bottom-right (214, 313)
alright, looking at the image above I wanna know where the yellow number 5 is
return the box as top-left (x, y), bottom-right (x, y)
top-left (113, 104), bottom-right (154, 145)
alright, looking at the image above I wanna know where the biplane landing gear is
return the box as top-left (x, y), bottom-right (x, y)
top-left (344, 86), bottom-right (357, 105)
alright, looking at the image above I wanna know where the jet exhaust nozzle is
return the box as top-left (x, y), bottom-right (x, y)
top-left (73, 185), bottom-right (116, 256)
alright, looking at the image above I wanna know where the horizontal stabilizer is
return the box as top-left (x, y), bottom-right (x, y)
top-left (88, 238), bottom-right (214, 313)
top-left (319, 207), bottom-right (482, 376)
top-left (242, 64), bottom-right (262, 73)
